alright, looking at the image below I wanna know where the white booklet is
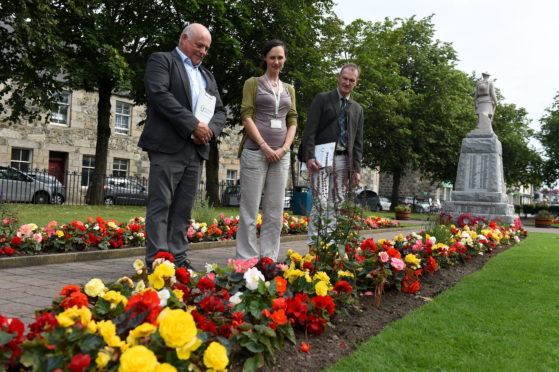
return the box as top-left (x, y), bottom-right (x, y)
top-left (194, 91), bottom-right (216, 124)
top-left (300, 142), bottom-right (336, 170)
top-left (315, 142), bottom-right (336, 168)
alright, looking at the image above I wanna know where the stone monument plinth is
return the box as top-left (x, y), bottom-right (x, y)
top-left (445, 72), bottom-right (515, 224)
top-left (445, 132), bottom-right (515, 224)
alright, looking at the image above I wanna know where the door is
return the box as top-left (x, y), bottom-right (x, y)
top-left (48, 151), bottom-right (67, 185)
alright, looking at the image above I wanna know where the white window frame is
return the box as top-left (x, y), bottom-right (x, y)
top-left (50, 91), bottom-right (71, 126)
top-left (115, 101), bottom-right (132, 135)
top-left (112, 158), bottom-right (129, 178)
top-left (11, 148), bottom-right (32, 172)
top-left (226, 169), bottom-right (238, 185)
top-left (81, 155), bottom-right (96, 186)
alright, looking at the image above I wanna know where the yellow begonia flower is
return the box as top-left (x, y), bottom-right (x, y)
top-left (127, 323), bottom-right (157, 345)
top-left (303, 254), bottom-right (315, 263)
top-left (315, 281), bottom-right (331, 296)
top-left (394, 233), bottom-right (404, 242)
top-left (148, 262), bottom-right (175, 290)
top-left (155, 363), bottom-right (178, 372)
top-left (97, 320), bottom-right (126, 349)
top-left (304, 272), bottom-right (312, 283)
top-left (56, 306), bottom-right (92, 328)
top-left (290, 252), bottom-right (303, 264)
top-left (118, 345), bottom-right (158, 372)
top-left (157, 308), bottom-right (197, 348)
top-left (203, 341), bottom-right (229, 372)
top-left (425, 234), bottom-right (431, 240)
top-left (133, 259), bottom-right (145, 271)
top-left (102, 290), bottom-right (128, 309)
top-left (378, 239), bottom-right (387, 245)
top-left (404, 254), bottom-right (421, 269)
top-left (84, 278), bottom-right (107, 297)
top-left (86, 320), bottom-right (97, 334)
top-left (313, 271), bottom-right (330, 284)
top-left (337, 270), bottom-right (354, 278)
top-left (56, 230), bottom-right (64, 238)
top-left (176, 337), bottom-right (202, 360)
top-left (135, 280), bottom-right (146, 293)
top-left (95, 350), bottom-right (110, 368)
top-left (173, 289), bottom-right (184, 300)
top-left (284, 268), bottom-right (305, 284)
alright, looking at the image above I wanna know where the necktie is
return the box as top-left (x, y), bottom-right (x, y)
top-left (339, 98), bottom-right (348, 147)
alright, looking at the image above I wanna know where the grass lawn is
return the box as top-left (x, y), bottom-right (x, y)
top-left (326, 232), bottom-right (559, 371)
top-left (1, 204), bottom-right (241, 227)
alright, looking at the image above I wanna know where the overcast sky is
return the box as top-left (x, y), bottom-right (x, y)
top-left (333, 0), bottom-right (559, 138)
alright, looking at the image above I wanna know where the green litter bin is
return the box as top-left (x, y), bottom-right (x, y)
top-left (292, 185), bottom-right (313, 215)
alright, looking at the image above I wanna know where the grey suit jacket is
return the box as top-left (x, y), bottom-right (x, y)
top-left (138, 49), bottom-right (226, 160)
top-left (300, 90), bottom-right (364, 173)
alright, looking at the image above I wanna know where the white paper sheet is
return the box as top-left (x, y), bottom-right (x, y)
top-left (194, 91), bottom-right (216, 124)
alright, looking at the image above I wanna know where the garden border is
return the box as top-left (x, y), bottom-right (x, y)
top-left (0, 227), bottom-right (419, 269)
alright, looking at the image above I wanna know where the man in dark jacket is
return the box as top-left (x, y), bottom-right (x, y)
top-left (300, 63), bottom-right (364, 248)
top-left (138, 23), bottom-right (226, 269)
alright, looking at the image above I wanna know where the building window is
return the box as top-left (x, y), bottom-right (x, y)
top-left (81, 155), bottom-right (96, 186)
top-left (50, 91), bottom-right (71, 125)
top-left (226, 169), bottom-right (238, 185)
top-left (112, 158), bottom-right (129, 178)
top-left (115, 101), bottom-right (131, 135)
top-left (11, 148), bottom-right (32, 172)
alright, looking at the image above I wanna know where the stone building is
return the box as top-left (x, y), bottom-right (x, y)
top-left (378, 169), bottom-right (453, 203)
top-left (0, 88), bottom-right (380, 202)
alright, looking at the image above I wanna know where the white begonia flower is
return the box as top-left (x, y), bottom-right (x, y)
top-left (243, 267), bottom-right (265, 291)
top-left (201, 226), bottom-right (207, 233)
top-left (229, 291), bottom-right (243, 305)
top-left (84, 278), bottom-right (107, 297)
top-left (429, 236), bottom-right (437, 244)
top-left (93, 225), bottom-right (100, 230)
top-left (135, 280), bottom-right (146, 293)
top-left (205, 263), bottom-right (217, 273)
top-left (158, 288), bottom-right (171, 307)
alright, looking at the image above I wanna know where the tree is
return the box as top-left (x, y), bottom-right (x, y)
top-left (492, 100), bottom-right (543, 188)
top-left (1, 0), bottom-right (340, 205)
top-left (538, 93), bottom-right (559, 186)
top-left (342, 16), bottom-right (476, 207)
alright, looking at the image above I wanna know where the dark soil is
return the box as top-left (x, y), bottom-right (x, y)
top-left (251, 243), bottom-right (515, 372)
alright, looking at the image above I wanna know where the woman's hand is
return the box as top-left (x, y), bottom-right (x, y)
top-left (260, 143), bottom-right (281, 162)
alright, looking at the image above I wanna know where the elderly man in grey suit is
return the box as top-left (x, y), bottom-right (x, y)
top-left (300, 63), bottom-right (364, 249)
top-left (138, 23), bottom-right (226, 269)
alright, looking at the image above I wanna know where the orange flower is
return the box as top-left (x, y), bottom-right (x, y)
top-left (299, 342), bottom-right (310, 353)
top-left (270, 309), bottom-right (287, 325)
top-left (275, 276), bottom-right (287, 296)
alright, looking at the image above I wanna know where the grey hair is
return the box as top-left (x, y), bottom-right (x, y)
top-left (179, 24), bottom-right (197, 44)
top-left (340, 63), bottom-right (361, 77)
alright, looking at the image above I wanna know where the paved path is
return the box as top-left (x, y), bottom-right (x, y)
top-left (1, 222), bottom-right (555, 325)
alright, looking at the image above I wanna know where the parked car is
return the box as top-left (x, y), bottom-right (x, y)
top-left (355, 189), bottom-right (381, 211)
top-left (25, 172), bottom-right (66, 204)
top-left (0, 166), bottom-right (59, 204)
top-left (222, 185), bottom-right (292, 209)
top-left (379, 196), bottom-right (391, 211)
top-left (86, 177), bottom-right (148, 206)
top-left (221, 185), bottom-right (241, 207)
top-left (412, 199), bottom-right (431, 213)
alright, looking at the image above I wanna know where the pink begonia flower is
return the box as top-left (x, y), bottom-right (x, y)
top-left (18, 224), bottom-right (34, 238)
top-left (379, 251), bottom-right (389, 263)
top-left (390, 257), bottom-right (406, 271)
top-left (33, 233), bottom-right (43, 243)
top-left (204, 272), bottom-right (216, 281)
top-left (224, 218), bottom-right (232, 225)
top-left (187, 227), bottom-right (195, 239)
top-left (276, 264), bottom-right (288, 271)
top-left (47, 220), bottom-right (58, 229)
top-left (412, 241), bottom-right (424, 252)
top-left (228, 257), bottom-right (259, 273)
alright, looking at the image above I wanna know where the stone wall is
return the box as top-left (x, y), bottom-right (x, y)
top-left (378, 169), bottom-right (450, 201)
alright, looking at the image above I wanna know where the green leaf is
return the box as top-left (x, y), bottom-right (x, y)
top-left (244, 341), bottom-right (265, 353)
top-left (0, 331), bottom-right (14, 345)
top-left (79, 333), bottom-right (104, 352)
top-left (243, 353), bottom-right (265, 372)
top-left (46, 355), bottom-right (65, 371)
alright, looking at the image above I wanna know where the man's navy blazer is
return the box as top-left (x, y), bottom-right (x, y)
top-left (138, 49), bottom-right (226, 160)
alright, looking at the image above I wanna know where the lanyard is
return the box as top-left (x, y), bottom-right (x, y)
top-left (264, 74), bottom-right (281, 117)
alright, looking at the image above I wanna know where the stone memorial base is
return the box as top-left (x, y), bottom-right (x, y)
top-left (445, 131), bottom-right (516, 225)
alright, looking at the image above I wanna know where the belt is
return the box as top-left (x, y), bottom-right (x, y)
top-left (335, 150), bottom-right (348, 155)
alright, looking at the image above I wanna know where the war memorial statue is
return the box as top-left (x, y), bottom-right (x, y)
top-left (444, 72), bottom-right (516, 224)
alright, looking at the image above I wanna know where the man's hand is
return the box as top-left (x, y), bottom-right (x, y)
top-left (352, 172), bottom-right (361, 188)
top-left (306, 158), bottom-right (321, 172)
top-left (192, 122), bottom-right (213, 144)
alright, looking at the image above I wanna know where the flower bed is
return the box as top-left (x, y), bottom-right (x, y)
top-left (0, 220), bottom-right (527, 371)
top-left (0, 213), bottom-right (400, 257)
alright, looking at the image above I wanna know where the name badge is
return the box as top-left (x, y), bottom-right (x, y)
top-left (270, 119), bottom-right (282, 129)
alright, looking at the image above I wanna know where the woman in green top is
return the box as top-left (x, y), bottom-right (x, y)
top-left (236, 39), bottom-right (298, 261)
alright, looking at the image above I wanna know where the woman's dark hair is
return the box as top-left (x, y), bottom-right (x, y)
top-left (260, 39), bottom-right (287, 70)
